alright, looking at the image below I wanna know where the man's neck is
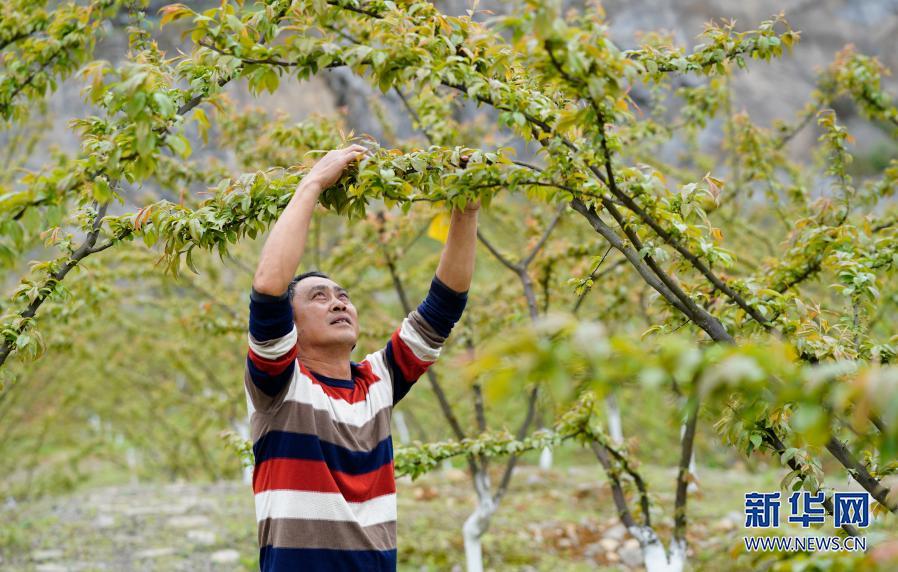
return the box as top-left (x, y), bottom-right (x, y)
top-left (297, 348), bottom-right (353, 379)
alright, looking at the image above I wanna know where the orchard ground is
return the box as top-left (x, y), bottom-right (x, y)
top-left (2, 454), bottom-right (794, 572)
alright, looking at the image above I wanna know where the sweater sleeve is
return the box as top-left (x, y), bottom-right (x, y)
top-left (385, 276), bottom-right (468, 406)
top-left (244, 288), bottom-right (298, 411)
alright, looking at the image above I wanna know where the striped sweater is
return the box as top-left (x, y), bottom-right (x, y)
top-left (245, 277), bottom-right (467, 571)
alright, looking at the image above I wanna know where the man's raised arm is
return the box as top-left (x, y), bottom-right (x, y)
top-left (379, 204), bottom-right (479, 406)
top-left (252, 145), bottom-right (367, 296)
top-left (435, 204), bottom-right (479, 294)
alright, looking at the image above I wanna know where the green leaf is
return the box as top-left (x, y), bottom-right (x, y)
top-left (15, 334), bottom-right (30, 350)
top-left (188, 218), bottom-right (203, 242)
top-left (263, 68), bottom-right (280, 93)
top-left (185, 248), bottom-right (199, 274)
top-left (167, 134), bottom-right (192, 158)
top-left (153, 93), bottom-right (176, 118)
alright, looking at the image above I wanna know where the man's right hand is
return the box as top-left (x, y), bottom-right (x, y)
top-left (301, 145), bottom-right (369, 192)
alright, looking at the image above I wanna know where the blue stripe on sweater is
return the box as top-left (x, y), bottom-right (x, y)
top-left (249, 288), bottom-right (294, 342)
top-left (246, 356), bottom-right (295, 397)
top-left (385, 341), bottom-right (413, 406)
top-left (415, 276), bottom-right (467, 338)
top-left (253, 431), bottom-right (393, 475)
top-left (260, 546), bottom-right (397, 572)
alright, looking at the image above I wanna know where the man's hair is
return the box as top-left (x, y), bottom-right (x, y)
top-left (287, 270), bottom-right (330, 302)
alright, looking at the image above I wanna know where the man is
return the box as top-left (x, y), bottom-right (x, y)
top-left (245, 145), bottom-right (478, 571)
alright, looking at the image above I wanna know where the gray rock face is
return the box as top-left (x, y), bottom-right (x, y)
top-left (602, 0), bottom-right (898, 155)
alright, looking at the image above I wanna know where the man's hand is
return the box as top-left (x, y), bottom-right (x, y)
top-left (459, 199), bottom-right (481, 214)
top-left (301, 145), bottom-right (369, 193)
top-left (457, 156), bottom-right (480, 214)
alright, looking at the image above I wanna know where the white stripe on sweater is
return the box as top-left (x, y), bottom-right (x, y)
top-left (255, 490), bottom-right (397, 526)
top-left (248, 326), bottom-right (297, 360)
top-left (398, 318), bottom-right (441, 362)
top-left (281, 367), bottom-right (393, 427)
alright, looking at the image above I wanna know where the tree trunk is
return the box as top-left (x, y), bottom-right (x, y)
top-left (631, 526), bottom-right (687, 572)
top-left (605, 393), bottom-right (624, 444)
top-left (539, 446), bottom-right (553, 470)
top-left (462, 468), bottom-right (497, 572)
top-left (393, 411), bottom-right (411, 445)
top-left (680, 424), bottom-right (698, 493)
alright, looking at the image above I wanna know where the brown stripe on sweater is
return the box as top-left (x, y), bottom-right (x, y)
top-left (244, 363), bottom-right (292, 413)
top-left (258, 518), bottom-right (397, 551)
top-left (251, 399), bottom-right (392, 452)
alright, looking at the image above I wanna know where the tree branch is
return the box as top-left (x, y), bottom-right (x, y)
top-left (595, 107), bottom-right (776, 335)
top-left (826, 437), bottom-right (897, 513)
top-left (569, 199), bottom-right (702, 328)
top-left (602, 439), bottom-right (652, 528)
top-left (590, 441), bottom-right (638, 529)
top-left (476, 229), bottom-right (519, 273)
top-left (522, 202), bottom-right (566, 268)
top-left (572, 246), bottom-right (619, 315)
top-left (0, 202), bottom-right (109, 369)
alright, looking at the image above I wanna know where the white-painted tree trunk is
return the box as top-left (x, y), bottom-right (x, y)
top-left (462, 470), bottom-right (497, 572)
top-left (393, 411), bottom-right (411, 445)
top-left (630, 526), bottom-right (687, 572)
top-left (539, 446), bottom-right (553, 470)
top-left (605, 393), bottom-right (624, 444)
top-left (688, 453), bottom-right (698, 493)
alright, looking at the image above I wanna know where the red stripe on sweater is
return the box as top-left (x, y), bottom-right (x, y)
top-left (296, 362), bottom-right (383, 405)
top-left (248, 346), bottom-right (298, 375)
top-left (253, 458), bottom-right (396, 502)
top-left (390, 329), bottom-right (433, 382)
top-left (353, 360), bottom-right (381, 389)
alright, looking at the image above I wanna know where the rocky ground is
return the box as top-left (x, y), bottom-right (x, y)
top-left (0, 462), bottom-right (782, 571)
top-left (1, 480), bottom-right (253, 572)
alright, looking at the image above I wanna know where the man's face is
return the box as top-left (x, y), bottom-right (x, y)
top-left (291, 276), bottom-right (360, 352)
